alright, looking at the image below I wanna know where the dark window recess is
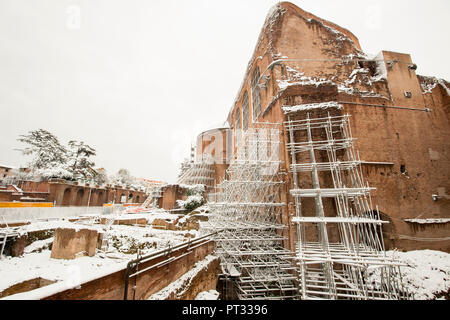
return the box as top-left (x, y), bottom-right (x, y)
top-left (251, 67), bottom-right (261, 120)
top-left (242, 91), bottom-right (249, 131)
top-left (400, 165), bottom-right (407, 174)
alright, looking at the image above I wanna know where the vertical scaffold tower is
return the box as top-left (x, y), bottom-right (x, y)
top-left (284, 107), bottom-right (409, 300)
top-left (203, 124), bottom-right (299, 300)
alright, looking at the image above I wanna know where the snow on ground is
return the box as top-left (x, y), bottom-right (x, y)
top-left (3, 204), bottom-right (449, 300)
top-left (0, 250), bottom-right (127, 295)
top-left (103, 209), bottom-right (182, 224)
top-left (195, 290), bottom-right (220, 300)
top-left (193, 205), bottom-right (211, 215)
top-left (392, 250), bottom-right (450, 299)
top-left (0, 208), bottom-right (199, 297)
top-left (15, 220), bottom-right (103, 235)
top-left (367, 250), bottom-right (450, 300)
top-left (23, 237), bottom-right (54, 254)
top-left (148, 254), bottom-right (218, 300)
top-left (106, 224), bottom-right (197, 257)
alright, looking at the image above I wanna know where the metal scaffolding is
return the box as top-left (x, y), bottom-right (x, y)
top-left (177, 154), bottom-right (216, 191)
top-left (140, 186), bottom-right (163, 209)
top-left (203, 124), bottom-right (299, 300)
top-left (285, 111), bottom-right (409, 300)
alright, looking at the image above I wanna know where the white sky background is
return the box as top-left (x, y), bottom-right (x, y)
top-left (0, 0), bottom-right (448, 183)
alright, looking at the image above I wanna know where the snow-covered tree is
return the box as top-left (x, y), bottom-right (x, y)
top-left (67, 140), bottom-right (96, 180)
top-left (110, 168), bottom-right (135, 186)
top-left (34, 165), bottom-right (73, 181)
top-left (93, 168), bottom-right (109, 185)
top-left (17, 129), bottom-right (68, 170)
top-left (176, 184), bottom-right (205, 211)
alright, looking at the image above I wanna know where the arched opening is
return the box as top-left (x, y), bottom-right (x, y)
top-left (62, 188), bottom-right (72, 206)
top-left (362, 210), bottom-right (396, 250)
top-left (109, 191), bottom-right (115, 203)
top-left (128, 193), bottom-right (133, 203)
top-left (97, 192), bottom-right (104, 206)
top-left (377, 211), bottom-right (396, 250)
top-left (75, 189), bottom-right (84, 206)
top-left (136, 195), bottom-right (140, 203)
top-left (242, 91), bottom-right (249, 131)
top-left (235, 108), bottom-right (241, 148)
top-left (120, 193), bottom-right (126, 203)
top-left (90, 191), bottom-right (98, 207)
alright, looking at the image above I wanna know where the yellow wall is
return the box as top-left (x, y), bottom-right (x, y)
top-left (0, 202), bottom-right (53, 208)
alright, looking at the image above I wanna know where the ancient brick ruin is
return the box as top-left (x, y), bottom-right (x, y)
top-left (182, 1), bottom-right (449, 300)
top-left (191, 2), bottom-right (449, 253)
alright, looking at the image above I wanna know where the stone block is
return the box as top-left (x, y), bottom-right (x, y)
top-left (50, 228), bottom-right (98, 260)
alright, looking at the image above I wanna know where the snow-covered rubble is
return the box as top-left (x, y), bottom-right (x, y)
top-left (105, 210), bottom-right (181, 225)
top-left (195, 290), bottom-right (220, 300)
top-left (277, 66), bottom-right (334, 90)
top-left (23, 237), bottom-right (54, 254)
top-left (106, 224), bottom-right (192, 256)
top-left (419, 76), bottom-right (450, 96)
top-left (278, 63), bottom-right (387, 99)
top-left (367, 250), bottom-right (450, 300)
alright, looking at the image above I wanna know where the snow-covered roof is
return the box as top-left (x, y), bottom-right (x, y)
top-left (197, 121), bottom-right (230, 136)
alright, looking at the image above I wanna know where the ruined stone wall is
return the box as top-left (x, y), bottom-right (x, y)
top-left (43, 240), bottom-right (216, 300)
top-left (158, 184), bottom-right (188, 210)
top-left (8, 180), bottom-right (148, 207)
top-left (222, 2), bottom-right (449, 252)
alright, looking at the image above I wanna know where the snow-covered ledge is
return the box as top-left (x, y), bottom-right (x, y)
top-left (1, 262), bottom-right (128, 300)
top-left (282, 101), bottom-right (342, 114)
top-left (404, 218), bottom-right (450, 224)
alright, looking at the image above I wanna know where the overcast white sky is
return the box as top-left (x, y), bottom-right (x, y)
top-left (0, 0), bottom-right (449, 183)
